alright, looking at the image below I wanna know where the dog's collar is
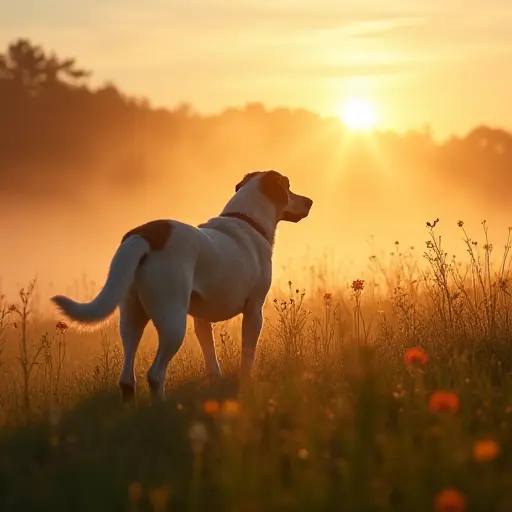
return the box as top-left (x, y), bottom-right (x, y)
top-left (220, 212), bottom-right (271, 244)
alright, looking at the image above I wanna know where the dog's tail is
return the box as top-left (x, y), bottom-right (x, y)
top-left (51, 236), bottom-right (149, 327)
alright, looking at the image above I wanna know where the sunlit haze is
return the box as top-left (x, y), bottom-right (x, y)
top-left (2, 0), bottom-right (512, 136)
top-left (1, 0), bottom-right (512, 306)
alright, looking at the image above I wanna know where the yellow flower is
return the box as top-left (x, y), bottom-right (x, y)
top-left (298, 448), bottom-right (309, 460)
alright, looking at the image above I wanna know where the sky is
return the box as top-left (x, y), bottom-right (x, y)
top-left (1, 0), bottom-right (512, 137)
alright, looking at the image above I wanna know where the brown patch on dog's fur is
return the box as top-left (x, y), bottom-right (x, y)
top-left (235, 171), bottom-right (262, 192)
top-left (259, 171), bottom-right (289, 206)
top-left (121, 220), bottom-right (172, 251)
top-left (235, 170), bottom-right (289, 208)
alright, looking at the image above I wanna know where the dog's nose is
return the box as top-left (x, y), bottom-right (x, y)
top-left (303, 197), bottom-right (313, 208)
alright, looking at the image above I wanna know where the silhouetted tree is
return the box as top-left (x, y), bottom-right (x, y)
top-left (1, 37), bottom-right (512, 207)
top-left (0, 38), bottom-right (89, 96)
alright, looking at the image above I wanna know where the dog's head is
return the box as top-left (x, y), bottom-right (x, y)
top-left (235, 170), bottom-right (313, 223)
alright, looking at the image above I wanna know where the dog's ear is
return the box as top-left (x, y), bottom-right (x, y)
top-left (235, 172), bottom-right (258, 192)
top-left (259, 170), bottom-right (288, 206)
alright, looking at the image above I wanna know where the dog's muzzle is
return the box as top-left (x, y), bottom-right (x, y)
top-left (282, 196), bottom-right (313, 223)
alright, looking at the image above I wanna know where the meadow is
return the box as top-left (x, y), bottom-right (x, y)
top-left (1, 219), bottom-right (512, 512)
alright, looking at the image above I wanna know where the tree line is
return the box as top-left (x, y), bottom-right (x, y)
top-left (1, 38), bottom-right (510, 204)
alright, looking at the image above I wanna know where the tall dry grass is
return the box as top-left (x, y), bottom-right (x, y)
top-left (0, 219), bottom-right (512, 511)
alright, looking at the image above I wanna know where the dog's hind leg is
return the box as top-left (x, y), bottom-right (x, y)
top-left (147, 305), bottom-right (188, 400)
top-left (193, 317), bottom-right (222, 379)
top-left (119, 289), bottom-right (149, 404)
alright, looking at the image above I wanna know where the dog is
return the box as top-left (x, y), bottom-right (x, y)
top-left (51, 170), bottom-right (313, 402)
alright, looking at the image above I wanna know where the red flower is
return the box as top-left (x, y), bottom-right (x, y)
top-left (434, 488), bottom-right (466, 512)
top-left (351, 279), bottom-right (365, 292)
top-left (56, 321), bottom-right (68, 331)
top-left (428, 391), bottom-right (460, 414)
top-left (404, 347), bottom-right (428, 366)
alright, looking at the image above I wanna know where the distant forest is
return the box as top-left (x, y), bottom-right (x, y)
top-left (1, 38), bottom-right (511, 204)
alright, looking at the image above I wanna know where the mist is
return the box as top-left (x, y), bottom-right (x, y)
top-left (2, 39), bottom-right (512, 306)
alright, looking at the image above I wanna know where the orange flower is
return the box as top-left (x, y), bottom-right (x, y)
top-left (404, 347), bottom-right (429, 366)
top-left (434, 488), bottom-right (466, 512)
top-left (128, 482), bottom-right (143, 503)
top-left (221, 400), bottom-right (241, 418)
top-left (472, 439), bottom-right (500, 462)
top-left (149, 484), bottom-right (171, 512)
top-left (428, 391), bottom-right (460, 414)
top-left (203, 399), bottom-right (220, 415)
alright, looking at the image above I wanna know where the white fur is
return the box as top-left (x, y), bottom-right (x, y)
top-left (51, 171), bottom-right (312, 399)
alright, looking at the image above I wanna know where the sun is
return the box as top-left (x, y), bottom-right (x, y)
top-left (338, 96), bottom-right (377, 131)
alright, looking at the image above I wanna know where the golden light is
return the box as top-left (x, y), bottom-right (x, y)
top-left (338, 96), bottom-right (377, 131)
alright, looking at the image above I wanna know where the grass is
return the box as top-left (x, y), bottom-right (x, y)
top-left (1, 219), bottom-right (512, 511)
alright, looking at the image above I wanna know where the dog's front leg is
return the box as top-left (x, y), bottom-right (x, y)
top-left (193, 317), bottom-right (222, 378)
top-left (241, 305), bottom-right (263, 377)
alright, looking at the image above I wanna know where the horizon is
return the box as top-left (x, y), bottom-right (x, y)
top-left (2, 0), bottom-right (512, 138)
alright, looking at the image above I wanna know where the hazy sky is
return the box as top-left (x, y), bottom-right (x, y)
top-left (2, 0), bottom-right (512, 136)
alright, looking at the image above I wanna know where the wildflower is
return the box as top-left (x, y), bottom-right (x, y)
top-left (203, 399), bottom-right (220, 415)
top-left (298, 448), bottom-right (309, 460)
top-left (188, 421), bottom-right (208, 455)
top-left (8, 304), bottom-right (17, 313)
top-left (149, 484), bottom-right (171, 512)
top-left (429, 391), bottom-right (460, 414)
top-left (472, 439), bottom-right (500, 462)
top-left (404, 347), bottom-right (429, 367)
top-left (434, 488), bottom-right (466, 512)
top-left (392, 385), bottom-right (406, 400)
top-left (351, 279), bottom-right (364, 292)
top-left (457, 220), bottom-right (464, 227)
top-left (56, 320), bottom-right (68, 332)
top-left (221, 400), bottom-right (241, 418)
top-left (128, 482), bottom-right (143, 503)
top-left (267, 398), bottom-right (278, 414)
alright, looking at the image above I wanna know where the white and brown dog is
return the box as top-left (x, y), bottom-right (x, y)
top-left (52, 170), bottom-right (313, 402)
